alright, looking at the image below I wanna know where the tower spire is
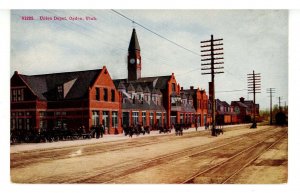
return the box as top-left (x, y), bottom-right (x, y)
top-left (128, 28), bottom-right (140, 51)
top-left (127, 28), bottom-right (142, 81)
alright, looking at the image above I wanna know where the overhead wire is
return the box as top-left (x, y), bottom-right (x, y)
top-left (111, 9), bottom-right (201, 57)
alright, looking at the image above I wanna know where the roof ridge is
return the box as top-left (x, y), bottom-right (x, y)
top-left (20, 69), bottom-right (102, 77)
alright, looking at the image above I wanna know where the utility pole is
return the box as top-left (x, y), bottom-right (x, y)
top-left (247, 70), bottom-right (261, 128)
top-left (267, 88), bottom-right (275, 125)
top-left (201, 35), bottom-right (224, 136)
top-left (278, 97), bottom-right (282, 111)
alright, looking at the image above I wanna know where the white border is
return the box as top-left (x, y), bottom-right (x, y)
top-left (1, 1), bottom-right (300, 193)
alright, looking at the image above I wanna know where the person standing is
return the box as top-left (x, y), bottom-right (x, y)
top-left (95, 125), bottom-right (100, 139)
top-left (99, 124), bottom-right (104, 138)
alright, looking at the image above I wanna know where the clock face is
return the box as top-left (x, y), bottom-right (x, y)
top-left (130, 58), bottom-right (135, 64)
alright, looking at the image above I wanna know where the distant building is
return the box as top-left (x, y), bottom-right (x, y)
top-left (215, 99), bottom-right (237, 125)
top-left (231, 97), bottom-right (258, 123)
top-left (181, 86), bottom-right (209, 127)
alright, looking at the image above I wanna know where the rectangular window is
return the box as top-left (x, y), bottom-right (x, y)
top-left (132, 112), bottom-right (139, 126)
top-left (96, 87), bottom-right (100, 101)
top-left (92, 111), bottom-right (99, 126)
top-left (112, 111), bottom-right (118, 128)
top-left (11, 119), bottom-right (16, 130)
top-left (111, 90), bottom-right (115, 102)
top-left (11, 89), bottom-right (24, 102)
top-left (172, 83), bottom-right (176, 92)
top-left (142, 112), bottom-right (146, 126)
top-left (104, 88), bottom-right (108, 101)
top-left (26, 119), bottom-right (30, 130)
top-left (57, 85), bottom-right (63, 99)
top-left (12, 90), bottom-right (17, 101)
top-left (180, 113), bottom-right (184, 124)
top-left (18, 118), bottom-right (23, 130)
top-left (156, 112), bottom-right (162, 127)
top-left (102, 111), bottom-right (110, 129)
top-left (150, 112), bottom-right (154, 126)
top-left (39, 111), bottom-right (46, 117)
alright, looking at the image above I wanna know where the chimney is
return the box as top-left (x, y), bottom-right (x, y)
top-left (240, 97), bottom-right (245, 103)
top-left (190, 86), bottom-right (194, 90)
top-left (181, 87), bottom-right (183, 91)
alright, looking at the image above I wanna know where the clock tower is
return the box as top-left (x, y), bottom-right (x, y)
top-left (128, 28), bottom-right (141, 81)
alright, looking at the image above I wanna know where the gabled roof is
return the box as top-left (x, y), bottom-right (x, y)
top-left (221, 101), bottom-right (230, 107)
top-left (134, 75), bottom-right (171, 90)
top-left (122, 98), bottom-right (166, 111)
top-left (128, 28), bottom-right (140, 51)
top-left (113, 75), bottom-right (171, 90)
top-left (19, 69), bottom-right (101, 100)
top-left (143, 86), bottom-right (150, 93)
top-left (231, 101), bottom-right (248, 108)
top-left (127, 83), bottom-right (135, 92)
top-left (136, 84), bottom-right (143, 93)
top-left (117, 81), bottom-right (126, 90)
top-left (181, 103), bottom-right (196, 113)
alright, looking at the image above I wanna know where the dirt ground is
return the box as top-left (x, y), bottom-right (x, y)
top-left (10, 124), bottom-right (288, 184)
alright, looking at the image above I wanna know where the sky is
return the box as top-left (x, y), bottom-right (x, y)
top-left (10, 10), bottom-right (288, 110)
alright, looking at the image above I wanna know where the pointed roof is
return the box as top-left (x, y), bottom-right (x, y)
top-left (151, 88), bottom-right (157, 94)
top-left (136, 84), bottom-right (143, 93)
top-left (18, 69), bottom-right (101, 100)
top-left (156, 89), bottom-right (162, 95)
top-left (127, 83), bottom-right (135, 92)
top-left (143, 86), bottom-right (150, 93)
top-left (117, 81), bottom-right (126, 90)
top-left (128, 28), bottom-right (140, 51)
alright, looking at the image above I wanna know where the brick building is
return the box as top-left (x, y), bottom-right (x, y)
top-left (181, 86), bottom-right (209, 127)
top-left (10, 66), bottom-right (122, 134)
top-left (231, 97), bottom-right (253, 123)
top-left (114, 28), bottom-right (184, 129)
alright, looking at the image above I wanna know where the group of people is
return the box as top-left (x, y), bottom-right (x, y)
top-left (124, 124), bottom-right (150, 138)
top-left (94, 124), bottom-right (105, 139)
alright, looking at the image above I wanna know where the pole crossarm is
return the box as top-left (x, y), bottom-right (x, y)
top-left (201, 38), bottom-right (223, 43)
top-left (247, 70), bottom-right (261, 129)
top-left (201, 53), bottom-right (224, 57)
top-left (201, 48), bottom-right (223, 52)
top-left (200, 34), bottom-right (224, 136)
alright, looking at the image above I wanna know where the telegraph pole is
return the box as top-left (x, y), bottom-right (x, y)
top-left (201, 35), bottom-right (224, 136)
top-left (278, 97), bottom-right (282, 111)
top-left (247, 70), bottom-right (261, 128)
top-left (267, 88), bottom-right (275, 125)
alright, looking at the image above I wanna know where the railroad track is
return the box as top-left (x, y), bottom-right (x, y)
top-left (62, 126), bottom-right (282, 183)
top-left (13, 126), bottom-right (282, 183)
top-left (181, 129), bottom-right (287, 184)
top-left (10, 124), bottom-right (250, 168)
